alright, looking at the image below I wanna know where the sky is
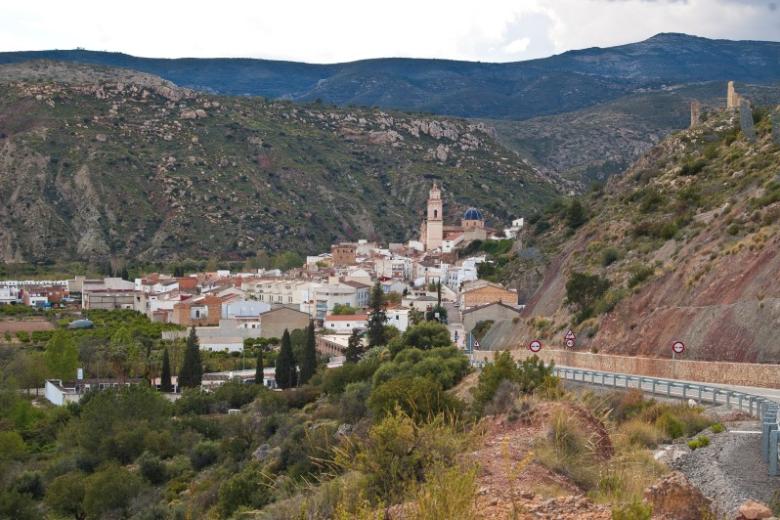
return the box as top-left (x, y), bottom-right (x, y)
top-left (1, 0), bottom-right (779, 63)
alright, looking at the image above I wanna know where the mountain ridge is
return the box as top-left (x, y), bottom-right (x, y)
top-left (2, 33), bottom-right (779, 120)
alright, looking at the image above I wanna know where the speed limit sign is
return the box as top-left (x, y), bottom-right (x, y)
top-left (672, 341), bottom-right (685, 355)
top-left (565, 338), bottom-right (575, 349)
top-left (529, 339), bottom-right (542, 353)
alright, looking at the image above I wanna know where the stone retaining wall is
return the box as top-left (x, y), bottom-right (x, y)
top-left (473, 349), bottom-right (780, 389)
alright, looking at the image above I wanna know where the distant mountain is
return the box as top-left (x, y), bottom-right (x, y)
top-left (489, 81), bottom-right (780, 183)
top-left (2, 33), bottom-right (780, 120)
top-left (0, 61), bottom-right (556, 264)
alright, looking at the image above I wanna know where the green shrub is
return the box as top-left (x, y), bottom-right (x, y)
top-left (566, 272), bottom-right (610, 322)
top-left (656, 412), bottom-right (684, 439)
top-left (337, 411), bottom-right (469, 503)
top-left (680, 158), bottom-right (706, 176)
top-left (471, 353), bottom-right (555, 413)
top-left (368, 376), bottom-right (462, 422)
top-left (190, 440), bottom-right (219, 470)
top-left (687, 435), bottom-right (710, 450)
top-left (627, 265), bottom-right (654, 288)
top-left (137, 451), bottom-right (167, 484)
top-left (710, 423), bottom-right (725, 434)
top-left (217, 463), bottom-right (271, 517)
top-left (612, 499), bottom-right (653, 520)
top-left (536, 410), bottom-right (600, 490)
top-left (602, 248), bottom-right (620, 267)
top-left (621, 419), bottom-right (663, 449)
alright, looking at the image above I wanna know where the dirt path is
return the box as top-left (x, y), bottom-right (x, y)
top-left (673, 421), bottom-right (780, 516)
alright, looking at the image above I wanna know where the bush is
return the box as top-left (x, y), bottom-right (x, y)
top-left (621, 419), bottom-right (662, 449)
top-left (413, 463), bottom-right (477, 520)
top-left (138, 451), bottom-right (167, 484)
top-left (217, 463), bottom-right (271, 517)
top-left (368, 376), bottom-right (462, 422)
top-left (373, 347), bottom-right (469, 390)
top-left (602, 248), bottom-right (620, 267)
top-left (687, 435), bottom-right (710, 450)
top-left (535, 410), bottom-right (600, 490)
top-left (711, 423), bottom-right (725, 434)
top-left (612, 499), bottom-right (653, 520)
top-left (83, 465), bottom-right (143, 520)
top-left (655, 412), bottom-right (684, 439)
top-left (680, 158), bottom-right (706, 176)
top-left (627, 265), bottom-right (654, 289)
top-left (337, 411), bottom-right (469, 503)
top-left (566, 272), bottom-right (610, 321)
top-left (190, 440), bottom-right (220, 470)
top-left (471, 353), bottom-right (555, 414)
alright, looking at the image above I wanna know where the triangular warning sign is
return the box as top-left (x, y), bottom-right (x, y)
top-left (565, 329), bottom-right (576, 340)
top-left (473, 339), bottom-right (481, 349)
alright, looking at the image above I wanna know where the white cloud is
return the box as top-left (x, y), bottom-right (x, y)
top-left (0, 0), bottom-right (777, 62)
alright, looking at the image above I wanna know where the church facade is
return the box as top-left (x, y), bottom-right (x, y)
top-left (419, 183), bottom-right (490, 252)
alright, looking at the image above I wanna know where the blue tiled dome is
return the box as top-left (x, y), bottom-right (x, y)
top-left (463, 207), bottom-right (483, 221)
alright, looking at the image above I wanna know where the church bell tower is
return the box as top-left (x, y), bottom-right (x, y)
top-left (425, 183), bottom-right (444, 250)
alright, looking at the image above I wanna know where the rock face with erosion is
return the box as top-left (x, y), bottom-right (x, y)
top-left (643, 471), bottom-right (712, 520)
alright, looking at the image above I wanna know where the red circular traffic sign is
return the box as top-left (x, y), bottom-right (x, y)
top-left (529, 340), bottom-right (542, 353)
top-left (565, 338), bottom-right (575, 349)
top-left (672, 341), bottom-right (685, 354)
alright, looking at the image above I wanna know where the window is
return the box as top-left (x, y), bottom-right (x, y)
top-left (434, 209), bottom-right (438, 218)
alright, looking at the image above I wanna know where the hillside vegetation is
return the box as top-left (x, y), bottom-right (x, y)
top-left (0, 62), bottom-right (557, 263)
top-left (489, 104), bottom-right (780, 363)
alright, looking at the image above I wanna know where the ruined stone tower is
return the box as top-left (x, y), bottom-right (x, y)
top-left (690, 100), bottom-right (702, 128)
top-left (727, 81), bottom-right (741, 110)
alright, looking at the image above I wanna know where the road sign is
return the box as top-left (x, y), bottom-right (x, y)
top-left (473, 339), bottom-right (481, 350)
top-left (565, 338), bottom-right (575, 349)
top-left (529, 339), bottom-right (542, 353)
top-left (564, 329), bottom-right (576, 341)
top-left (672, 341), bottom-right (685, 354)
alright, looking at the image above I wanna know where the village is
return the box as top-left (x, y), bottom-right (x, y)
top-left (1, 183), bottom-right (526, 404)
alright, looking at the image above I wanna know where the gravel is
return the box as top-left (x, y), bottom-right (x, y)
top-left (672, 421), bottom-right (780, 517)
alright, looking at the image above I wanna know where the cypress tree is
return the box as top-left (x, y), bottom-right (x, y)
top-left (345, 329), bottom-right (364, 364)
top-left (179, 327), bottom-right (202, 388)
top-left (299, 321), bottom-right (317, 384)
top-left (275, 329), bottom-right (297, 389)
top-left (160, 347), bottom-right (173, 392)
top-left (367, 282), bottom-right (387, 347)
top-left (254, 343), bottom-right (264, 385)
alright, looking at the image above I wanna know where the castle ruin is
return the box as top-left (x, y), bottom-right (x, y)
top-left (727, 81), bottom-right (742, 109)
top-left (690, 100), bottom-right (702, 128)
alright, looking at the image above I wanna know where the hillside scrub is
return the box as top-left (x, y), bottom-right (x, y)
top-left (493, 103), bottom-right (780, 360)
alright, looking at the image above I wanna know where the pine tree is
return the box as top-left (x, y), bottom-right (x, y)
top-left (254, 343), bottom-right (264, 385)
top-left (345, 329), bottom-right (364, 364)
top-left (275, 329), bottom-right (297, 389)
top-left (160, 347), bottom-right (173, 392)
top-left (299, 321), bottom-right (317, 385)
top-left (179, 327), bottom-right (202, 388)
top-left (367, 282), bottom-right (387, 347)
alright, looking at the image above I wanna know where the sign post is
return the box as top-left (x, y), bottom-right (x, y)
top-left (672, 341), bottom-right (685, 379)
top-left (564, 329), bottom-right (576, 349)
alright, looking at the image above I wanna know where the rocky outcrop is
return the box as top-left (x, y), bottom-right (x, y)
top-left (735, 500), bottom-right (773, 520)
top-left (644, 471), bottom-right (712, 520)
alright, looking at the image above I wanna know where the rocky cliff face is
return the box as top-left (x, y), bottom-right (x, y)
top-left (491, 106), bottom-right (780, 363)
top-left (0, 62), bottom-right (558, 263)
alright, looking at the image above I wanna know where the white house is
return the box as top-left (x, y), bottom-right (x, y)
top-left (222, 300), bottom-right (271, 319)
top-left (323, 314), bottom-right (369, 334)
top-left (386, 308), bottom-right (410, 332)
top-left (199, 337), bottom-right (245, 353)
top-left (0, 286), bottom-right (20, 304)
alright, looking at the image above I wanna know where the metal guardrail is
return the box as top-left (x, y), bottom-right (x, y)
top-left (552, 367), bottom-right (780, 476)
